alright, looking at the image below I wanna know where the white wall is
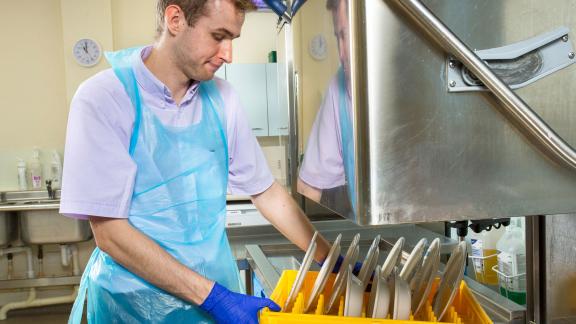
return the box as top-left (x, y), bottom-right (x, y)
top-left (111, 0), bottom-right (157, 49)
top-left (0, 1), bottom-right (68, 190)
top-left (233, 12), bottom-right (278, 63)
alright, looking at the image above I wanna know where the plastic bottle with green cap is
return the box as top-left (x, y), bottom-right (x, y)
top-left (496, 218), bottom-right (527, 305)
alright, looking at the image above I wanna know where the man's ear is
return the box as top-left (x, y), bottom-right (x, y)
top-left (164, 4), bottom-right (187, 36)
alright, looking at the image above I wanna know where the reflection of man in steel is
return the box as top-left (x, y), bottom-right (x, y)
top-left (297, 0), bottom-right (354, 211)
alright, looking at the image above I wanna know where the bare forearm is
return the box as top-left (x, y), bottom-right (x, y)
top-left (252, 181), bottom-right (331, 262)
top-left (296, 178), bottom-right (322, 203)
top-left (89, 217), bottom-right (213, 305)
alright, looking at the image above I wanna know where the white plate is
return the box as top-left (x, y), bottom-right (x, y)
top-left (325, 233), bottom-right (360, 313)
top-left (344, 266), bottom-right (364, 317)
top-left (304, 234), bottom-right (342, 313)
top-left (393, 273), bottom-right (412, 320)
top-left (367, 265), bottom-right (391, 318)
top-left (358, 235), bottom-right (381, 289)
top-left (284, 231), bottom-right (318, 311)
top-left (399, 238), bottom-right (427, 282)
top-left (432, 241), bottom-right (467, 320)
top-left (411, 238), bottom-right (441, 315)
top-left (380, 237), bottom-right (405, 280)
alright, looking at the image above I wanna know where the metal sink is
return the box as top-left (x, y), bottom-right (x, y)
top-left (0, 190), bottom-right (92, 244)
top-left (0, 212), bottom-right (12, 247)
top-left (19, 209), bottom-right (91, 244)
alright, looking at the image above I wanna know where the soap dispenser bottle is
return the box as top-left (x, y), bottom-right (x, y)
top-left (496, 218), bottom-right (527, 305)
top-left (29, 148), bottom-right (43, 189)
top-left (17, 158), bottom-right (28, 191)
top-left (50, 150), bottom-right (63, 190)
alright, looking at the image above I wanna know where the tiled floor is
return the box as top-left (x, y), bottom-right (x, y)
top-left (2, 305), bottom-right (77, 324)
top-left (4, 313), bottom-right (69, 324)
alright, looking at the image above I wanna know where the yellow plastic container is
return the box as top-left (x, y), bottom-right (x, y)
top-left (260, 270), bottom-right (492, 324)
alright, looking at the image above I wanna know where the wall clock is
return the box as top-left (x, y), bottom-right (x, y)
top-left (73, 38), bottom-right (102, 67)
top-left (309, 34), bottom-right (328, 61)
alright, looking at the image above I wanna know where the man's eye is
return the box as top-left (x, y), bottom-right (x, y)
top-left (212, 34), bottom-right (225, 41)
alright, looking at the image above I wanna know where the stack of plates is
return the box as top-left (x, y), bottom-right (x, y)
top-left (283, 232), bottom-right (466, 321)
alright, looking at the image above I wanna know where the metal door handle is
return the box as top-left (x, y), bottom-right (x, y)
top-left (390, 0), bottom-right (576, 170)
top-left (252, 128), bottom-right (263, 131)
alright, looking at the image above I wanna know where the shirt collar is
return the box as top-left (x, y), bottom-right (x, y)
top-left (133, 46), bottom-right (200, 107)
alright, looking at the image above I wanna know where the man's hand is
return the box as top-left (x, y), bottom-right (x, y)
top-left (200, 283), bottom-right (280, 324)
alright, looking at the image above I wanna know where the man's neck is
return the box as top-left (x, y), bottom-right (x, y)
top-left (144, 45), bottom-right (191, 106)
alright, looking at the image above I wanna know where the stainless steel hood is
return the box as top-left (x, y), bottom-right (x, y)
top-left (296, 0), bottom-right (576, 225)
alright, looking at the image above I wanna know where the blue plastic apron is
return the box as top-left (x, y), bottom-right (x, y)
top-left (68, 47), bottom-right (242, 324)
top-left (337, 67), bottom-right (357, 211)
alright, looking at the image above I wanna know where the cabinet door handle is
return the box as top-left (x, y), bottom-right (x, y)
top-left (278, 127), bottom-right (288, 130)
top-left (252, 128), bottom-right (263, 131)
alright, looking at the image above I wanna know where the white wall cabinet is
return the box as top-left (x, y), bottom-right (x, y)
top-left (266, 63), bottom-right (289, 136)
top-left (218, 63), bottom-right (288, 137)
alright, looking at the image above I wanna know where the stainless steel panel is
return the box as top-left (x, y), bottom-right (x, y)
top-left (19, 210), bottom-right (92, 244)
top-left (525, 215), bottom-right (543, 324)
top-left (545, 214), bottom-right (576, 323)
top-left (389, 0), bottom-right (576, 171)
top-left (365, 0), bottom-right (576, 225)
top-left (298, 0), bottom-right (576, 224)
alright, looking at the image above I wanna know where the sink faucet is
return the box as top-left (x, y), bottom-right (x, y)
top-left (46, 180), bottom-right (56, 200)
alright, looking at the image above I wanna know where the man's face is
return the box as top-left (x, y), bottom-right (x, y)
top-left (332, 1), bottom-right (350, 85)
top-left (173, 0), bottom-right (245, 81)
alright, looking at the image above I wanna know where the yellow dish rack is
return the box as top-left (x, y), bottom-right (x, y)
top-left (260, 270), bottom-right (492, 324)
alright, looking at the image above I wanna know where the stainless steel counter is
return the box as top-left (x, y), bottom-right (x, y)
top-left (0, 201), bottom-right (59, 212)
top-left (0, 194), bottom-right (251, 212)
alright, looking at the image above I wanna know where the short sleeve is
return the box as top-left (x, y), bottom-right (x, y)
top-left (215, 79), bottom-right (275, 196)
top-left (59, 71), bottom-right (137, 220)
top-left (299, 76), bottom-right (345, 189)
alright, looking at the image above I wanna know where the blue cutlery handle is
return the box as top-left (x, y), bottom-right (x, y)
top-left (263, 0), bottom-right (287, 18)
top-left (291, 0), bottom-right (307, 15)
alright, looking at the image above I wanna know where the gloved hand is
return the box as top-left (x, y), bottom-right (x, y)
top-left (200, 282), bottom-right (281, 324)
top-left (319, 255), bottom-right (363, 275)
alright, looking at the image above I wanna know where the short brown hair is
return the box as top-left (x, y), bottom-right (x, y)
top-left (156, 0), bottom-right (256, 35)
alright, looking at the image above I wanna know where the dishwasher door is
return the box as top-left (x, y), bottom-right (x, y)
top-left (295, 0), bottom-right (576, 225)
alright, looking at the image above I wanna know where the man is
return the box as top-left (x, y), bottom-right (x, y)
top-left (60, 1), bottom-right (331, 323)
top-left (297, 0), bottom-right (354, 212)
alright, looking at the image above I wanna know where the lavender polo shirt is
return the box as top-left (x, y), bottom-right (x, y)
top-left (60, 46), bottom-right (274, 220)
top-left (299, 74), bottom-right (347, 189)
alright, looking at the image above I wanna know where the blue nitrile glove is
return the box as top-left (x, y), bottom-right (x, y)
top-left (320, 255), bottom-right (363, 275)
top-left (200, 282), bottom-right (281, 324)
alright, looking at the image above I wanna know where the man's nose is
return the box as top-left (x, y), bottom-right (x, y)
top-left (219, 40), bottom-right (233, 64)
